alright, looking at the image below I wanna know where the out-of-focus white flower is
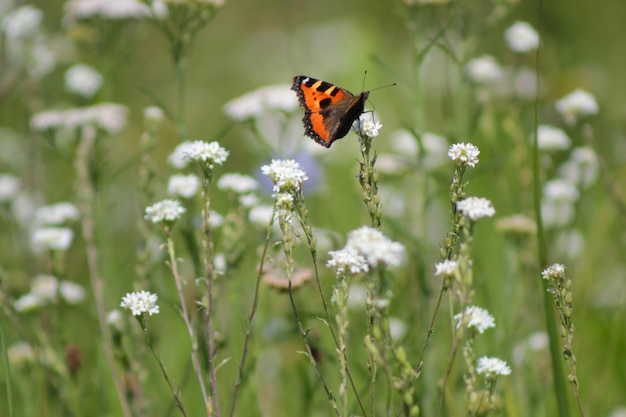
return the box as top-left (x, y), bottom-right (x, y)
top-left (543, 179), bottom-right (579, 202)
top-left (345, 226), bottom-right (406, 269)
top-left (144, 199), bottom-right (186, 224)
top-left (106, 309), bottom-right (124, 330)
top-left (32, 227), bottom-right (74, 251)
top-left (143, 106), bottom-right (165, 126)
top-left (456, 197), bottom-right (495, 220)
top-left (535, 125), bottom-right (571, 151)
top-left (389, 317), bottom-right (407, 340)
top-left (14, 293), bottom-right (44, 312)
top-left (224, 84), bottom-right (298, 121)
top-left (60, 281), bottom-right (87, 303)
top-left (558, 147), bottom-right (599, 188)
top-left (476, 356), bottom-right (511, 378)
top-left (167, 174), bottom-right (200, 198)
top-left (495, 214), bottom-right (537, 234)
top-left (31, 104), bottom-right (128, 134)
top-left (249, 205), bottom-right (274, 226)
top-left (465, 55), bottom-right (503, 85)
top-left (0, 174), bottom-right (20, 202)
top-left (64, 0), bottom-right (159, 22)
top-left (35, 202), bottom-right (80, 226)
top-left (217, 173), bottom-right (259, 194)
top-left (391, 130), bottom-right (419, 156)
top-left (8, 342), bottom-right (36, 365)
top-left (1, 5), bottom-right (43, 39)
top-left (435, 259), bottom-right (459, 277)
top-left (65, 64), bottom-right (103, 98)
top-left (504, 21), bottom-right (540, 53)
top-left (555, 89), bottom-right (598, 125)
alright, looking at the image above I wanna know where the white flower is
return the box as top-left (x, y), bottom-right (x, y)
top-left (476, 356), bottom-right (511, 377)
top-left (65, 64), bottom-right (103, 98)
top-left (168, 141), bottom-right (194, 169)
top-left (35, 202), bottom-right (80, 226)
top-left (327, 248), bottom-right (370, 275)
top-left (555, 89), bottom-right (598, 125)
top-left (542, 200), bottom-right (575, 228)
top-left (249, 205), bottom-right (274, 226)
top-left (183, 140), bottom-right (229, 167)
top-left (465, 55), bottom-right (503, 84)
top-left (275, 192), bottom-right (294, 210)
top-left (389, 317), bottom-right (407, 340)
top-left (543, 179), bottom-right (579, 202)
top-left (448, 142), bottom-right (480, 167)
top-left (419, 132), bottom-right (449, 170)
top-left (83, 103), bottom-right (128, 133)
top-left (535, 125), bottom-right (571, 151)
top-left (391, 130), bottom-right (419, 156)
top-left (0, 174), bottom-right (20, 202)
top-left (1, 5), bottom-right (43, 39)
top-left (28, 43), bottom-right (57, 80)
top-left (144, 199), bottom-right (186, 223)
top-left (213, 252), bottom-right (227, 275)
top-left (454, 305), bottom-right (495, 334)
top-left (64, 0), bottom-right (156, 21)
top-left (7, 342), bottom-right (36, 365)
top-left (32, 227), bottom-right (74, 251)
top-left (60, 281), bottom-right (86, 304)
top-left (217, 173), bottom-right (259, 194)
top-left (239, 193), bottom-right (259, 208)
top-left (167, 174), bottom-right (200, 198)
top-left (31, 275), bottom-right (59, 301)
top-left (223, 84), bottom-right (297, 121)
top-left (435, 259), bottom-right (459, 277)
top-left (14, 293), bottom-right (44, 312)
top-left (30, 103), bottom-right (128, 134)
top-left (456, 197), bottom-right (496, 220)
top-left (495, 214), bottom-right (537, 234)
top-left (354, 114), bottom-right (382, 138)
top-left (144, 106), bottom-right (165, 125)
top-left (345, 226), bottom-right (406, 268)
top-left (120, 290), bottom-right (160, 316)
top-left (106, 310), bottom-right (123, 330)
top-left (209, 210), bottom-right (224, 228)
top-left (504, 21), bottom-right (540, 53)
top-left (542, 263), bottom-right (566, 280)
top-left (261, 159), bottom-right (308, 193)
top-left (558, 147), bottom-right (598, 188)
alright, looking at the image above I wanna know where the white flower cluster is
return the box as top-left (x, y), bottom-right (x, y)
top-left (167, 174), bottom-right (200, 198)
top-left (465, 55), bottom-right (503, 85)
top-left (261, 159), bottom-right (308, 193)
top-left (65, 64), bottom-right (103, 98)
top-left (63, 0), bottom-right (168, 22)
top-left (448, 143), bottom-right (480, 167)
top-left (535, 125), bottom-right (571, 151)
top-left (144, 199), bottom-right (186, 223)
top-left (542, 263), bottom-right (566, 280)
top-left (344, 226), bottom-right (406, 269)
top-left (456, 197), bottom-right (496, 221)
top-left (14, 274), bottom-right (86, 312)
top-left (120, 290), bottom-right (160, 316)
top-left (35, 202), bottom-right (80, 226)
top-left (327, 248), bottom-right (370, 276)
top-left (31, 104), bottom-right (128, 134)
top-left (541, 179), bottom-right (579, 228)
top-left (555, 89), bottom-right (598, 126)
top-left (354, 114), bottom-right (382, 138)
top-left (167, 140), bottom-right (229, 169)
top-left (504, 21), bottom-right (540, 53)
top-left (434, 259), bottom-right (459, 277)
top-left (32, 227), bottom-right (74, 251)
top-left (476, 356), bottom-right (511, 378)
top-left (217, 173), bottom-right (259, 194)
top-left (0, 174), bottom-right (21, 202)
top-left (223, 84), bottom-right (298, 121)
top-left (454, 305), bottom-right (496, 334)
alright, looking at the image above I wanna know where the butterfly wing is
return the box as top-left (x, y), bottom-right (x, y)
top-left (292, 75), bottom-right (368, 148)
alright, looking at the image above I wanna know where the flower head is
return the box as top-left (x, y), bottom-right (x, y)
top-left (327, 248), bottom-right (370, 276)
top-left (504, 21), bottom-right (540, 53)
top-left (555, 89), bottom-right (598, 125)
top-left (261, 159), bottom-right (308, 193)
top-left (476, 356), bottom-right (511, 378)
top-left (465, 55), bottom-right (503, 85)
top-left (495, 214), bottom-right (537, 234)
top-left (224, 84), bottom-right (297, 120)
top-left (558, 147), bottom-right (598, 188)
top-left (454, 306), bottom-right (495, 334)
top-left (31, 103), bottom-right (128, 134)
top-left (354, 114), bottom-right (382, 138)
top-left (434, 259), bottom-right (459, 277)
top-left (543, 179), bottom-right (579, 202)
top-left (448, 143), bottom-right (480, 167)
top-left (144, 199), bottom-right (186, 223)
top-left (345, 226), bottom-right (406, 269)
top-left (542, 263), bottom-right (566, 280)
top-left (35, 202), bottom-right (80, 226)
top-left (63, 0), bottom-right (160, 21)
top-left (65, 64), bottom-right (103, 98)
top-left (217, 173), bottom-right (259, 194)
top-left (1, 5), bottom-right (43, 39)
top-left (0, 174), bottom-right (20, 202)
top-left (167, 174), bottom-right (200, 198)
top-left (249, 205), bottom-right (274, 226)
top-left (456, 197), bottom-right (495, 220)
top-left (535, 125), bottom-right (571, 151)
top-left (183, 140), bottom-right (229, 167)
top-left (32, 227), bottom-right (74, 251)
top-left (120, 290), bottom-right (160, 316)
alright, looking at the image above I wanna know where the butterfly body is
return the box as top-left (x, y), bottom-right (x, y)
top-left (292, 75), bottom-right (369, 148)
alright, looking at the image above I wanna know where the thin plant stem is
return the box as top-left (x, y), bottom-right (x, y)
top-left (531, 2), bottom-right (570, 415)
top-left (165, 230), bottom-right (211, 412)
top-left (229, 213), bottom-right (274, 417)
top-left (0, 319), bottom-right (14, 417)
top-left (75, 128), bottom-right (132, 417)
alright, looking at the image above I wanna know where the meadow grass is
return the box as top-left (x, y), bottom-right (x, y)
top-left (1, 1), bottom-right (625, 416)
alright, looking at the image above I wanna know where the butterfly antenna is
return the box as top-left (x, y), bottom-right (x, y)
top-left (362, 70), bottom-right (368, 92)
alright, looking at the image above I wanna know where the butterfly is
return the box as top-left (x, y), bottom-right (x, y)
top-left (291, 75), bottom-right (369, 148)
